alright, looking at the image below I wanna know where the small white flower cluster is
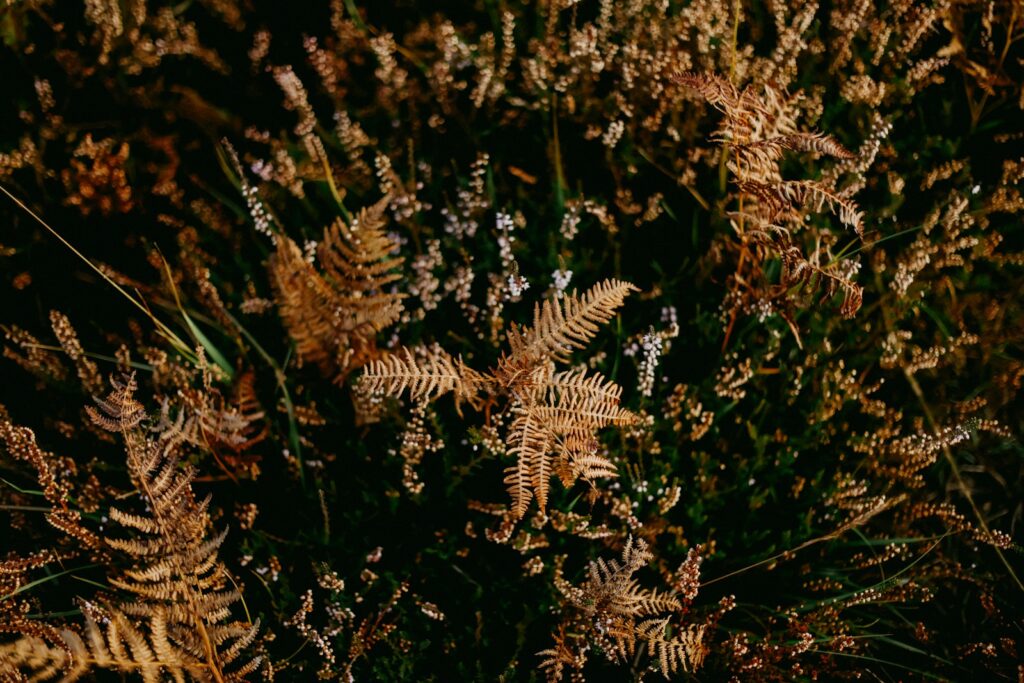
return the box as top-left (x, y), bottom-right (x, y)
top-left (409, 239), bottom-right (444, 312)
top-left (242, 182), bottom-right (274, 240)
top-left (638, 328), bottom-right (663, 397)
top-left (507, 273), bottom-right (530, 298)
top-left (443, 153), bottom-right (490, 240)
top-left (560, 203), bottom-right (582, 241)
top-left (302, 239), bottom-right (318, 265)
top-left (552, 268), bottom-right (573, 297)
top-left (225, 140), bottom-right (275, 241)
top-left (602, 119), bottom-right (625, 149)
top-left (496, 211), bottom-right (529, 301)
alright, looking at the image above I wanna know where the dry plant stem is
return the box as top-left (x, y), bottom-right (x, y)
top-left (700, 494), bottom-right (904, 588)
top-left (900, 366), bottom-right (1023, 593)
top-left (872, 269), bottom-right (1024, 593)
top-left (969, 5), bottom-right (1019, 129)
top-left (0, 183), bottom-right (195, 362)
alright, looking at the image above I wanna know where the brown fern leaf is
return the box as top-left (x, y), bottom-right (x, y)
top-left (86, 374), bottom-right (260, 681)
top-left (1, 602), bottom-right (261, 682)
top-left (536, 626), bottom-right (586, 683)
top-left (85, 373), bottom-right (147, 432)
top-left (508, 279), bottom-right (639, 364)
top-left (635, 618), bottom-right (707, 678)
top-left (269, 235), bottom-right (341, 369)
top-left (742, 132), bottom-right (855, 159)
top-left (364, 280), bottom-right (640, 518)
top-left (361, 345), bottom-right (487, 410)
top-left (504, 406), bottom-right (553, 518)
top-left (775, 180), bottom-right (865, 234)
top-left (541, 537), bottom-right (705, 679)
top-left (738, 180), bottom-right (864, 235)
top-left (554, 434), bottom-right (617, 487)
top-left (502, 366), bottom-right (636, 517)
top-left (536, 370), bottom-right (639, 434)
top-left (318, 199), bottom-right (403, 295)
top-left (270, 201), bottom-right (405, 378)
top-left (674, 72), bottom-right (759, 119)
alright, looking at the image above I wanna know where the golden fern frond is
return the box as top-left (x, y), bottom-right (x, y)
top-left (270, 202), bottom-right (405, 377)
top-left (503, 369), bottom-right (635, 518)
top-left (544, 368), bottom-right (626, 407)
top-left (634, 619), bottom-right (706, 678)
top-left (633, 589), bottom-right (683, 616)
top-left (535, 369), bottom-right (639, 433)
top-left (318, 199), bottom-right (403, 294)
top-left (673, 71), bottom-right (762, 120)
top-left (674, 71), bottom-right (768, 144)
top-left (84, 374), bottom-right (260, 682)
top-left (508, 279), bottom-right (639, 363)
top-left (361, 345), bottom-right (487, 409)
top-left (0, 602), bottom-right (258, 682)
top-left (536, 626), bottom-right (585, 683)
top-left (542, 537), bottom-right (705, 678)
top-left (85, 373), bottom-right (146, 432)
top-left (269, 235), bottom-right (341, 369)
top-left (504, 406), bottom-right (552, 518)
top-left (739, 179), bottom-right (864, 235)
top-left (582, 537), bottom-right (654, 611)
top-left (739, 132), bottom-right (855, 159)
top-left (774, 180), bottom-right (864, 234)
top-left (554, 435), bottom-right (617, 487)
top-left (364, 280), bottom-right (640, 519)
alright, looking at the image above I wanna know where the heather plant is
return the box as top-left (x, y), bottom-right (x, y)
top-left (1, 0), bottom-right (1022, 681)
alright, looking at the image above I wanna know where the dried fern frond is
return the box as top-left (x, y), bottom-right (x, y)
top-left (85, 373), bottom-right (147, 432)
top-left (2, 604), bottom-right (262, 683)
top-left (361, 345), bottom-right (487, 410)
top-left (270, 199), bottom-right (405, 378)
top-left (270, 235), bottom-right (343, 369)
top-left (504, 406), bottom-right (553, 518)
top-left (684, 71), bottom-right (867, 324)
top-left (363, 279), bottom-right (640, 518)
top-left (499, 362), bottom-right (636, 516)
top-left (763, 180), bottom-right (864, 235)
top-left (634, 618), bottom-right (707, 677)
top-left (88, 374), bottom-right (259, 682)
top-left (674, 71), bottom-right (765, 123)
top-left (541, 537), bottom-right (705, 680)
top-left (507, 279), bottom-right (639, 364)
top-left (739, 132), bottom-right (855, 159)
top-left (318, 200), bottom-right (403, 293)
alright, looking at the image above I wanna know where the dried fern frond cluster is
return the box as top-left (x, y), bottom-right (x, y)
top-left (2, 375), bottom-right (259, 681)
top-left (541, 538), bottom-right (706, 680)
top-left (678, 72), bottom-right (865, 331)
top-left (363, 279), bottom-right (640, 517)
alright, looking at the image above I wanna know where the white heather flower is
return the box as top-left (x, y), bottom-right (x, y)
top-left (302, 240), bottom-right (318, 264)
top-left (638, 328), bottom-right (663, 398)
top-left (602, 119), bottom-right (625, 149)
top-left (551, 268), bottom-right (573, 297)
top-left (507, 273), bottom-right (530, 298)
